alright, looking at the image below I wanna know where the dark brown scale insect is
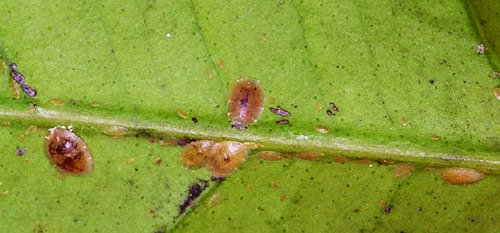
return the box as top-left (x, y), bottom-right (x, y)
top-left (326, 110), bottom-right (335, 117)
top-left (228, 78), bottom-right (264, 129)
top-left (46, 128), bottom-right (93, 175)
top-left (21, 84), bottom-right (37, 97)
top-left (191, 117), bottom-right (198, 125)
top-left (275, 119), bottom-right (289, 125)
top-left (269, 106), bottom-right (291, 117)
top-left (329, 102), bottom-right (339, 112)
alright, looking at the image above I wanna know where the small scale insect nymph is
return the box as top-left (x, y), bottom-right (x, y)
top-left (9, 63), bottom-right (37, 97)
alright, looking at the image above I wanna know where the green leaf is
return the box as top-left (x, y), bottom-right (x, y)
top-left (0, 0), bottom-right (498, 232)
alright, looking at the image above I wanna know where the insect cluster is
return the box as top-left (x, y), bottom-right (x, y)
top-left (182, 140), bottom-right (257, 178)
top-left (9, 63), bottom-right (37, 97)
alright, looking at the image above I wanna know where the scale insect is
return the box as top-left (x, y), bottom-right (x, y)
top-left (228, 78), bottom-right (264, 129)
top-left (45, 127), bottom-right (93, 175)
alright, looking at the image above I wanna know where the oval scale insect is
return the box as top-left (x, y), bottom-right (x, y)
top-left (441, 167), bottom-right (485, 185)
top-left (228, 78), bottom-right (264, 129)
top-left (45, 128), bottom-right (93, 175)
top-left (208, 141), bottom-right (249, 178)
top-left (182, 140), bottom-right (216, 169)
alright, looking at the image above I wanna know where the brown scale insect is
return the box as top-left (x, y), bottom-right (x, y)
top-left (393, 163), bottom-right (414, 178)
top-left (182, 140), bottom-right (215, 169)
top-left (256, 151), bottom-right (284, 161)
top-left (45, 128), bottom-right (93, 175)
top-left (228, 78), bottom-right (264, 129)
top-left (294, 152), bottom-right (322, 161)
top-left (440, 168), bottom-right (485, 185)
top-left (208, 141), bottom-right (249, 178)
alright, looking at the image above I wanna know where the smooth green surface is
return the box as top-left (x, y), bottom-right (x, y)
top-left (0, 0), bottom-right (499, 232)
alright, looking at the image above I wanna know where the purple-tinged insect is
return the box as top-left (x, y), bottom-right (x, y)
top-left (191, 117), bottom-right (198, 125)
top-left (179, 179), bottom-right (209, 214)
top-left (228, 78), bottom-right (265, 130)
top-left (9, 63), bottom-right (17, 70)
top-left (328, 102), bottom-right (339, 112)
top-left (326, 110), bottom-right (335, 117)
top-left (21, 84), bottom-right (37, 97)
top-left (382, 205), bottom-right (394, 214)
top-left (477, 44), bottom-right (485, 55)
top-left (269, 106), bottom-right (291, 117)
top-left (275, 119), bottom-right (289, 125)
top-left (10, 70), bottom-right (25, 85)
top-left (231, 124), bottom-right (247, 130)
top-left (16, 146), bottom-right (26, 156)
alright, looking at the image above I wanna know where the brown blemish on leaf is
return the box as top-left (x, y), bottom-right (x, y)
top-left (270, 182), bottom-right (279, 189)
top-left (400, 118), bottom-right (408, 126)
top-left (257, 151), bottom-right (283, 161)
top-left (1, 190), bottom-right (8, 198)
top-left (154, 157), bottom-right (162, 165)
top-left (494, 87), bottom-right (500, 100)
top-left (356, 159), bottom-right (373, 164)
top-left (315, 101), bottom-right (322, 110)
top-left (228, 78), bottom-right (264, 129)
top-left (90, 101), bottom-right (100, 107)
top-left (158, 138), bottom-right (179, 147)
top-left (314, 125), bottom-right (329, 134)
top-left (253, 164), bottom-right (259, 170)
top-left (280, 194), bottom-right (287, 201)
top-left (128, 158), bottom-right (136, 164)
top-left (218, 59), bottom-right (225, 68)
top-left (441, 168), bottom-right (485, 185)
top-left (177, 109), bottom-right (189, 119)
top-left (102, 126), bottom-right (129, 138)
top-left (262, 33), bottom-right (268, 41)
top-left (294, 152), bottom-right (322, 161)
top-left (431, 135), bottom-right (441, 141)
top-left (208, 194), bottom-right (221, 207)
top-left (45, 128), bottom-right (93, 175)
top-left (50, 99), bottom-right (66, 105)
top-left (8, 78), bottom-right (21, 99)
top-left (25, 125), bottom-right (37, 134)
top-left (333, 156), bottom-right (347, 163)
top-left (205, 71), bottom-right (212, 79)
top-left (393, 163), bottom-right (414, 178)
top-left (377, 159), bottom-right (395, 165)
